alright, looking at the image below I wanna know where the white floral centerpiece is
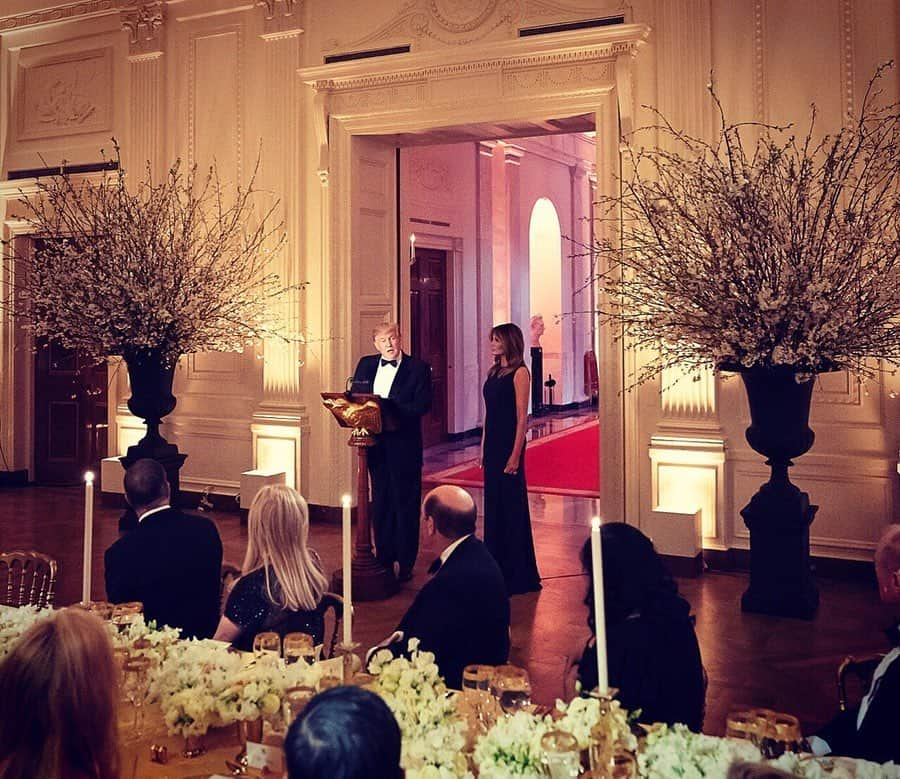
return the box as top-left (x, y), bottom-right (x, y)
top-left (637, 724), bottom-right (761, 778)
top-left (472, 710), bottom-right (550, 779)
top-left (107, 614), bottom-right (181, 665)
top-left (369, 638), bottom-right (471, 779)
top-left (553, 695), bottom-right (637, 752)
top-left (217, 660), bottom-right (293, 725)
top-left (772, 751), bottom-right (900, 779)
top-left (0, 604), bottom-right (51, 659)
top-left (588, 65), bottom-right (899, 386)
top-left (1, 141), bottom-right (302, 369)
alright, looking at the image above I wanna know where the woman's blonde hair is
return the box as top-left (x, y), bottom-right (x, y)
top-left (243, 485), bottom-right (329, 612)
top-left (489, 322), bottom-right (527, 377)
top-left (0, 608), bottom-right (119, 779)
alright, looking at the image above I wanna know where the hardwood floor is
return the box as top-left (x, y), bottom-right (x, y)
top-left (0, 420), bottom-right (890, 737)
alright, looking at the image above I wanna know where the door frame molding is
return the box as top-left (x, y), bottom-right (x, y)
top-left (300, 23), bottom-right (650, 521)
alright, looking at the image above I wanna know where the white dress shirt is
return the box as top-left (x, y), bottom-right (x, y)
top-left (138, 504), bottom-right (171, 523)
top-left (373, 353), bottom-right (402, 398)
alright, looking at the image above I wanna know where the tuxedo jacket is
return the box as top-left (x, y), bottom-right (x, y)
top-left (817, 649), bottom-right (900, 763)
top-left (351, 352), bottom-right (432, 470)
top-left (389, 536), bottom-right (510, 689)
top-left (104, 507), bottom-right (223, 639)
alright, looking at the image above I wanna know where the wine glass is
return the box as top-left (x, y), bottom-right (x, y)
top-left (725, 708), bottom-right (758, 742)
top-left (122, 655), bottom-right (152, 736)
top-left (252, 631), bottom-right (281, 658)
top-left (283, 632), bottom-right (317, 664)
top-left (490, 664), bottom-right (532, 715)
top-left (284, 685), bottom-right (317, 722)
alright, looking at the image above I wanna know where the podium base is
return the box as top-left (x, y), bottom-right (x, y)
top-left (332, 559), bottom-right (400, 602)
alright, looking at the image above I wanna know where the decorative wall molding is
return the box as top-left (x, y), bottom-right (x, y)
top-left (16, 47), bottom-right (113, 142)
top-left (0, 0), bottom-right (119, 33)
top-left (839, 0), bottom-right (855, 125)
top-left (752, 0), bottom-right (768, 124)
top-left (120, 0), bottom-right (164, 46)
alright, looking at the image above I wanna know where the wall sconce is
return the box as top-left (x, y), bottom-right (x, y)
top-left (409, 233), bottom-right (416, 264)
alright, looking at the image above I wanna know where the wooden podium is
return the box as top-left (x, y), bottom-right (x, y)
top-left (321, 392), bottom-right (400, 601)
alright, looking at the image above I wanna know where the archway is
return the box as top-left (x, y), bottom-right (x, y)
top-left (528, 197), bottom-right (562, 408)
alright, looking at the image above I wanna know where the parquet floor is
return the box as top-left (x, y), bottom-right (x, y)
top-left (0, 413), bottom-right (891, 737)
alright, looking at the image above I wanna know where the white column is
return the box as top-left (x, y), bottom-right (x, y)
top-left (250, 8), bottom-right (308, 493)
top-left (476, 141), bottom-right (496, 399)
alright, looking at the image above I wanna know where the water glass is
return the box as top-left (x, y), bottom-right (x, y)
top-left (725, 709), bottom-right (758, 742)
top-left (462, 664), bottom-right (496, 730)
top-left (284, 685), bottom-right (316, 722)
top-left (283, 632), bottom-right (317, 664)
top-left (252, 631), bottom-right (281, 657)
top-left (540, 730), bottom-right (581, 779)
top-left (111, 602), bottom-right (143, 631)
top-left (122, 655), bottom-right (152, 736)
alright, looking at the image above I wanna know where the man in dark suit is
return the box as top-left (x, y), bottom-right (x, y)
top-left (351, 322), bottom-right (431, 582)
top-left (371, 485), bottom-right (510, 688)
top-left (104, 458), bottom-right (222, 639)
top-left (812, 524), bottom-right (900, 763)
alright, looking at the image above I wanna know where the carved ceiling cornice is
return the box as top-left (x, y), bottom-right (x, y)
top-left (0, 0), bottom-right (120, 33)
top-left (301, 24), bottom-right (649, 94)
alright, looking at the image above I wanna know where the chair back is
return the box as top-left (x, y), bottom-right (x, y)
top-left (320, 591), bottom-right (344, 659)
top-left (1, 550), bottom-right (57, 608)
top-left (220, 561), bottom-right (242, 615)
top-left (837, 653), bottom-right (885, 711)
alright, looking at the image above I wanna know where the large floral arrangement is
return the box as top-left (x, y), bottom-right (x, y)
top-left (1, 142), bottom-right (301, 367)
top-left (369, 639), bottom-right (471, 779)
top-left (590, 65), bottom-right (900, 385)
top-left (637, 724), bottom-right (761, 778)
top-left (472, 710), bottom-right (550, 779)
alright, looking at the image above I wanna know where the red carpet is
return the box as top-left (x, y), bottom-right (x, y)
top-left (427, 420), bottom-right (600, 497)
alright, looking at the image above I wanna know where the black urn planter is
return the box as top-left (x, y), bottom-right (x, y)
top-left (120, 350), bottom-right (187, 503)
top-left (732, 365), bottom-right (819, 619)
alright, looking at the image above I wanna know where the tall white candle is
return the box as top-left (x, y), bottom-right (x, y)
top-left (590, 516), bottom-right (609, 694)
top-left (342, 494), bottom-right (352, 646)
top-left (82, 471), bottom-right (95, 605)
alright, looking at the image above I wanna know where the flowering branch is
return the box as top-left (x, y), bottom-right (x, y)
top-left (1, 141), bottom-right (303, 367)
top-left (589, 63), bottom-right (900, 386)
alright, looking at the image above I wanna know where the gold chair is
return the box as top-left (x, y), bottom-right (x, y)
top-left (220, 561), bottom-right (242, 615)
top-left (320, 592), bottom-right (344, 659)
top-left (837, 652), bottom-right (886, 711)
top-left (1, 550), bottom-right (57, 608)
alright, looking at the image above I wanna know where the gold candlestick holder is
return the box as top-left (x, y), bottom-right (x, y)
top-left (335, 641), bottom-right (361, 684)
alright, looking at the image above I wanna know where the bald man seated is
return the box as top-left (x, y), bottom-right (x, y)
top-left (811, 524), bottom-right (900, 764)
top-left (104, 458), bottom-right (222, 639)
top-left (371, 486), bottom-right (510, 688)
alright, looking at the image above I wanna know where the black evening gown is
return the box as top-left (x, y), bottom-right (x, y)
top-left (482, 368), bottom-right (541, 594)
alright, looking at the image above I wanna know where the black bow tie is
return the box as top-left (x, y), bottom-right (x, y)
top-left (380, 358), bottom-right (398, 368)
top-left (427, 556), bottom-right (442, 575)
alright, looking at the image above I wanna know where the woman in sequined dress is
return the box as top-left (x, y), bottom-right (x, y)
top-left (214, 485), bottom-right (330, 651)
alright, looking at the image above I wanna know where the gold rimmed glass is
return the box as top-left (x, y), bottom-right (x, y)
top-left (489, 664), bottom-right (532, 716)
top-left (283, 632), bottom-right (317, 664)
top-left (252, 631), bottom-right (281, 657)
top-left (540, 729), bottom-right (581, 779)
top-left (122, 655), bottom-right (152, 736)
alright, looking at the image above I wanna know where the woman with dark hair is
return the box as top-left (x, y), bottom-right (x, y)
top-left (0, 609), bottom-right (120, 779)
top-left (576, 522), bottom-right (706, 731)
top-left (284, 686), bottom-right (402, 779)
top-left (480, 322), bottom-right (541, 595)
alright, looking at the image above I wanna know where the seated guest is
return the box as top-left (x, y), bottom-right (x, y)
top-left (811, 524), bottom-right (900, 764)
top-left (576, 522), bottom-right (705, 731)
top-left (214, 485), bottom-right (329, 651)
top-left (372, 485), bottom-right (510, 689)
top-left (104, 458), bottom-right (222, 639)
top-left (284, 686), bottom-right (402, 779)
top-left (0, 608), bottom-right (119, 779)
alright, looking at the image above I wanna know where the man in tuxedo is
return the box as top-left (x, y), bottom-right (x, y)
top-left (351, 322), bottom-right (431, 582)
top-left (812, 524), bottom-right (900, 763)
top-left (371, 485), bottom-right (510, 688)
top-left (104, 458), bottom-right (222, 639)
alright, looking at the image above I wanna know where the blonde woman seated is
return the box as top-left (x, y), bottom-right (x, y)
top-left (0, 608), bottom-right (120, 779)
top-left (214, 485), bottom-right (330, 652)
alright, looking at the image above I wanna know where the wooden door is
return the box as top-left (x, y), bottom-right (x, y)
top-left (410, 247), bottom-right (447, 447)
top-left (33, 340), bottom-right (108, 484)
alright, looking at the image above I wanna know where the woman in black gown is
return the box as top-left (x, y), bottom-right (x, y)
top-left (214, 485), bottom-right (330, 651)
top-left (480, 323), bottom-right (541, 594)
